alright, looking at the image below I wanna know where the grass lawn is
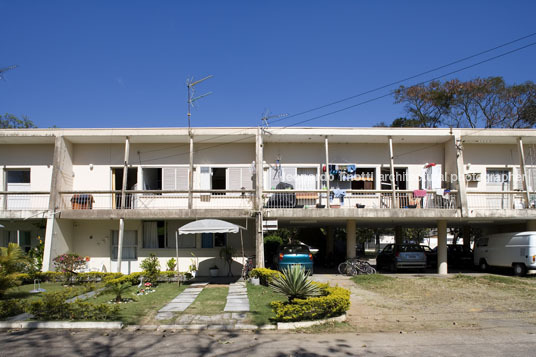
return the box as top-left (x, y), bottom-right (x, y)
top-left (90, 283), bottom-right (186, 325)
top-left (350, 273), bottom-right (536, 332)
top-left (247, 282), bottom-right (286, 326)
top-left (183, 286), bottom-right (228, 315)
top-left (2, 282), bottom-right (92, 302)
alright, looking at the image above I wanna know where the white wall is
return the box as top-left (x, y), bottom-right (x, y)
top-left (0, 144), bottom-right (54, 191)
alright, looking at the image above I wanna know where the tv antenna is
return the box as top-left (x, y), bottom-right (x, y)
top-left (261, 109), bottom-right (287, 135)
top-left (187, 75), bottom-right (213, 129)
top-left (0, 65), bottom-right (18, 81)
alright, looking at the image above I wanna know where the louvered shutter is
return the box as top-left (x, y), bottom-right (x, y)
top-left (200, 167), bottom-right (211, 190)
top-left (176, 167), bottom-right (189, 191)
top-left (241, 168), bottom-right (253, 190)
top-left (282, 167), bottom-right (297, 188)
top-left (162, 168), bottom-right (176, 190)
top-left (228, 168), bottom-right (242, 190)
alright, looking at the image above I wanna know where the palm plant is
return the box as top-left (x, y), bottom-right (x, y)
top-left (219, 246), bottom-right (236, 277)
top-left (106, 282), bottom-right (132, 303)
top-left (0, 243), bottom-right (27, 274)
top-left (269, 265), bottom-right (321, 302)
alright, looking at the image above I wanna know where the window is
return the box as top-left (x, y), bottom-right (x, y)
top-left (0, 231), bottom-right (17, 247)
top-left (351, 168), bottom-right (375, 191)
top-left (111, 230), bottom-right (138, 260)
top-left (143, 221), bottom-right (166, 248)
top-left (143, 168), bottom-right (162, 191)
top-left (201, 233), bottom-right (227, 248)
top-left (19, 231), bottom-right (32, 253)
top-left (0, 231), bottom-right (31, 252)
top-left (6, 170), bottom-right (30, 184)
top-left (296, 168), bottom-right (317, 190)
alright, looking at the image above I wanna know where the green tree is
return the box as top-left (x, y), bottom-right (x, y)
top-left (0, 113), bottom-right (36, 128)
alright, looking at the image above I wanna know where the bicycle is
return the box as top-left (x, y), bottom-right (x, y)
top-left (338, 258), bottom-right (376, 276)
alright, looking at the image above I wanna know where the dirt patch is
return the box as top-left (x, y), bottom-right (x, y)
top-left (347, 274), bottom-right (536, 333)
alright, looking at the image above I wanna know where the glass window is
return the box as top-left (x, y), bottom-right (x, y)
top-left (214, 233), bottom-right (227, 247)
top-left (7, 170), bottom-right (30, 184)
top-left (112, 230), bottom-right (138, 260)
top-left (202, 233), bottom-right (213, 248)
top-left (283, 245), bottom-right (309, 254)
top-left (143, 221), bottom-right (166, 248)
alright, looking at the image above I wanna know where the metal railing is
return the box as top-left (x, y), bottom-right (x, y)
top-left (263, 190), bottom-right (458, 209)
top-left (466, 191), bottom-right (529, 209)
top-left (59, 190), bottom-right (255, 210)
top-left (0, 191), bottom-right (50, 211)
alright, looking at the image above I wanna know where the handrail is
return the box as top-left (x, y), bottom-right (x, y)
top-left (59, 189), bottom-right (256, 194)
top-left (0, 191), bottom-right (50, 194)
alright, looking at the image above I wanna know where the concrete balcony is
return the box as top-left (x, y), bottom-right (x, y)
top-left (58, 190), bottom-right (255, 219)
top-left (0, 191), bottom-right (50, 219)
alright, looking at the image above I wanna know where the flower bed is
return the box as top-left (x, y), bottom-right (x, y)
top-left (249, 268), bottom-right (282, 286)
top-left (270, 283), bottom-right (350, 322)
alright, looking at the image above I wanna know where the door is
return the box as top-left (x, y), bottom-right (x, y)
top-left (486, 169), bottom-right (511, 209)
top-left (6, 169), bottom-right (31, 210)
top-left (112, 168), bottom-right (137, 209)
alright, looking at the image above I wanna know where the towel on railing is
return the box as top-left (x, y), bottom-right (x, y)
top-left (435, 189), bottom-right (446, 197)
top-left (330, 189), bottom-right (347, 204)
top-left (413, 190), bottom-right (427, 198)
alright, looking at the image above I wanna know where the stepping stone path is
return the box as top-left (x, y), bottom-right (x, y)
top-left (155, 283), bottom-right (207, 320)
top-left (224, 282), bottom-right (250, 312)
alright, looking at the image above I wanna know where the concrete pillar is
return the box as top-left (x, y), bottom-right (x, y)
top-left (326, 226), bottom-right (334, 255)
top-left (325, 136), bottom-right (330, 208)
top-left (437, 220), bottom-right (448, 275)
top-left (255, 212), bottom-right (265, 268)
top-left (463, 226), bottom-right (471, 250)
top-left (527, 221), bottom-right (536, 231)
top-left (395, 226), bottom-right (403, 245)
top-left (518, 137), bottom-right (531, 206)
top-left (346, 220), bottom-right (356, 259)
top-left (188, 133), bottom-right (194, 209)
top-left (42, 216), bottom-right (55, 271)
top-left (454, 136), bottom-right (468, 217)
top-left (388, 136), bottom-right (397, 208)
top-left (116, 218), bottom-right (125, 273)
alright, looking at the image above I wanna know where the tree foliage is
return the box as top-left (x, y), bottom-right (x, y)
top-left (0, 113), bottom-right (36, 128)
top-left (393, 77), bottom-right (536, 128)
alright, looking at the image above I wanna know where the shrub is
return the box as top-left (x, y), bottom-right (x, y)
top-left (11, 273), bottom-right (32, 284)
top-left (140, 254), bottom-right (160, 284)
top-left (0, 299), bottom-right (26, 319)
top-left (270, 284), bottom-right (350, 322)
top-left (166, 258), bottom-right (176, 271)
top-left (33, 271), bottom-right (64, 282)
top-left (249, 268), bottom-right (282, 286)
top-left (53, 253), bottom-right (87, 284)
top-left (105, 282), bottom-right (132, 302)
top-left (0, 274), bottom-right (22, 297)
top-left (0, 243), bottom-right (28, 274)
top-left (269, 265), bottom-right (321, 302)
top-left (27, 291), bottom-right (119, 321)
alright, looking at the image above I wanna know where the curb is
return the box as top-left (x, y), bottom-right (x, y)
top-left (0, 321), bottom-right (123, 329)
top-left (276, 314), bottom-right (347, 330)
top-left (125, 323), bottom-right (276, 331)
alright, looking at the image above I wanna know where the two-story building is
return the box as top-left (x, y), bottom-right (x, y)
top-left (2, 127), bottom-right (536, 275)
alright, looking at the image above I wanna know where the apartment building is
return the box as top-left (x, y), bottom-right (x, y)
top-left (2, 127), bottom-right (536, 275)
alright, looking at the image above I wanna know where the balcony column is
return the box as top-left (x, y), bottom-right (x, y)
top-left (517, 137), bottom-right (531, 207)
top-left (42, 215), bottom-right (55, 271)
top-left (388, 136), bottom-right (397, 208)
top-left (346, 220), bottom-right (356, 259)
top-left (454, 135), bottom-right (468, 216)
top-left (255, 127), bottom-right (265, 268)
top-left (437, 220), bottom-right (448, 275)
top-left (188, 131), bottom-right (194, 209)
top-left (326, 226), bottom-right (334, 255)
top-left (325, 136), bottom-right (330, 208)
top-left (117, 136), bottom-right (130, 273)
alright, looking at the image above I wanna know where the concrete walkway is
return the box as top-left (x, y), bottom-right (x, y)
top-left (155, 283), bottom-right (207, 320)
top-left (223, 282), bottom-right (249, 312)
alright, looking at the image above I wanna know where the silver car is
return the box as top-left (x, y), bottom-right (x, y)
top-left (377, 244), bottom-right (427, 272)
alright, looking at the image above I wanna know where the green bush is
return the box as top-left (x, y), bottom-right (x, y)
top-left (0, 274), bottom-right (22, 297)
top-left (270, 284), bottom-right (350, 322)
top-left (33, 271), bottom-right (64, 282)
top-left (140, 254), bottom-right (160, 284)
top-left (249, 268), bottom-right (282, 286)
top-left (77, 272), bottom-right (122, 283)
top-left (11, 273), bottom-right (32, 284)
top-left (166, 258), bottom-right (176, 271)
top-left (0, 299), bottom-right (26, 319)
top-left (27, 290), bottom-right (119, 321)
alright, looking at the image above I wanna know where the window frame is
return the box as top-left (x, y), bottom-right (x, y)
top-left (111, 230), bottom-right (138, 261)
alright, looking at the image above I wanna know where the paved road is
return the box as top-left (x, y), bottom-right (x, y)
top-left (1, 326), bottom-right (535, 356)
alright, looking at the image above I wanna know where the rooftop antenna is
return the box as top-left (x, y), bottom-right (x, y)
top-left (260, 109), bottom-right (287, 135)
top-left (0, 65), bottom-right (18, 81)
top-left (187, 75), bottom-right (213, 129)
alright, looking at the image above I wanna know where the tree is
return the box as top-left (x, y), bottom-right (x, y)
top-left (393, 77), bottom-right (536, 128)
top-left (0, 113), bottom-right (36, 128)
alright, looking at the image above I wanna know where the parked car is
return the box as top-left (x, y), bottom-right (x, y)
top-left (376, 244), bottom-right (427, 272)
top-left (421, 245), bottom-right (437, 267)
top-left (423, 244), bottom-right (473, 268)
top-left (474, 232), bottom-right (536, 276)
top-left (275, 244), bottom-right (314, 274)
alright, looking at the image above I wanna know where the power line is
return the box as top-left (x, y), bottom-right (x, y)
top-left (138, 38), bottom-right (536, 163)
top-left (268, 32), bottom-right (536, 126)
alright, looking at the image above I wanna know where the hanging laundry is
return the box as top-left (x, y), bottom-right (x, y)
top-left (330, 188), bottom-right (347, 204)
top-left (413, 189), bottom-right (427, 198)
top-left (347, 164), bottom-right (356, 174)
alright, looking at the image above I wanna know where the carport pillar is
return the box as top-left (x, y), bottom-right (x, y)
top-left (437, 220), bottom-right (448, 275)
top-left (117, 136), bottom-right (130, 273)
top-left (255, 127), bottom-right (265, 268)
top-left (463, 226), bottom-right (471, 250)
top-left (395, 226), bottom-right (403, 245)
top-left (346, 220), bottom-right (356, 259)
top-left (255, 212), bottom-right (265, 268)
top-left (324, 136), bottom-right (330, 208)
top-left (326, 226), bottom-right (335, 255)
top-left (188, 132), bottom-right (194, 209)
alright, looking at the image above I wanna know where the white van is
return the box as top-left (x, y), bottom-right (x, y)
top-left (474, 232), bottom-right (536, 276)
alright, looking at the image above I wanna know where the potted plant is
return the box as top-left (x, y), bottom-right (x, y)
top-left (209, 265), bottom-right (219, 277)
top-left (188, 252), bottom-right (198, 278)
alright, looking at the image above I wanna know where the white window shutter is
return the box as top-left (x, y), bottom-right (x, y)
top-left (282, 167), bottom-right (297, 188)
top-left (162, 168), bottom-right (176, 190)
top-left (176, 167), bottom-right (189, 191)
top-left (200, 167), bottom-right (211, 190)
top-left (241, 167), bottom-right (253, 190)
top-left (228, 168), bottom-right (242, 190)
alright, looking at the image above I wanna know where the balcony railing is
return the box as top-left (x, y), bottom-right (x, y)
top-left (0, 191), bottom-right (50, 211)
top-left (59, 190), bottom-right (255, 210)
top-left (263, 190), bottom-right (458, 209)
top-left (466, 191), bottom-right (531, 209)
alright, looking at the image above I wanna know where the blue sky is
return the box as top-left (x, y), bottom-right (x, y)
top-left (1, 0), bottom-right (535, 129)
